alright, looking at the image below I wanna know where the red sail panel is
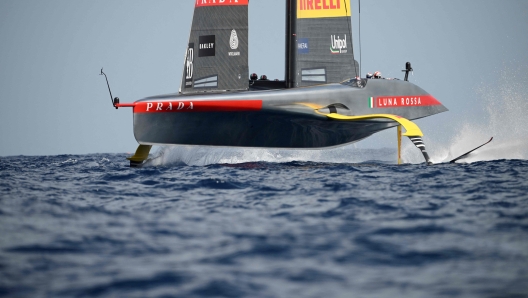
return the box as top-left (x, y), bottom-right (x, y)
top-left (195, 0), bottom-right (248, 8)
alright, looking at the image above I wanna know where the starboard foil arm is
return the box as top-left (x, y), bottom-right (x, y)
top-left (325, 113), bottom-right (432, 165)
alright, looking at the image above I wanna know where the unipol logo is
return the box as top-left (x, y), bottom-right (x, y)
top-left (185, 43), bottom-right (194, 87)
top-left (330, 34), bottom-right (347, 54)
top-left (229, 29), bottom-right (239, 50)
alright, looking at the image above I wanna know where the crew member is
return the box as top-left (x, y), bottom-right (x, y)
top-left (373, 71), bottom-right (382, 79)
top-left (250, 73), bottom-right (258, 81)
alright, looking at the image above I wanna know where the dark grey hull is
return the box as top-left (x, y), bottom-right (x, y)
top-left (134, 110), bottom-right (397, 148)
top-left (131, 79), bottom-right (448, 148)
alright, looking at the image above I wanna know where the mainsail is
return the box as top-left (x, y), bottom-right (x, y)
top-left (180, 0), bottom-right (249, 94)
top-left (287, 0), bottom-right (359, 87)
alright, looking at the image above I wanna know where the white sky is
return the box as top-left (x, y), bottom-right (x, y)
top-left (1, 0), bottom-right (527, 156)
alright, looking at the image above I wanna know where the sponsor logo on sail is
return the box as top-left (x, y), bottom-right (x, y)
top-left (330, 34), bottom-right (347, 54)
top-left (199, 35), bottom-right (215, 57)
top-left (369, 95), bottom-right (441, 108)
top-left (185, 43), bottom-right (194, 88)
top-left (228, 29), bottom-right (240, 57)
top-left (195, 0), bottom-right (248, 7)
top-left (297, 0), bottom-right (351, 19)
top-left (298, 38), bottom-right (309, 54)
top-left (230, 30), bottom-right (239, 50)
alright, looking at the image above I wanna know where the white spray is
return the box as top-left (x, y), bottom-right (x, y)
top-left (403, 66), bottom-right (528, 164)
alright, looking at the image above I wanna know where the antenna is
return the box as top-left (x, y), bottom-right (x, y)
top-left (100, 68), bottom-right (119, 109)
top-left (402, 62), bottom-right (413, 82)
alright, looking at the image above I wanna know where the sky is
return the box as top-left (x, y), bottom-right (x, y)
top-left (1, 0), bottom-right (527, 157)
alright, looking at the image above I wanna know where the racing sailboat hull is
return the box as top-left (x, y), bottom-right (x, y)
top-left (130, 79), bottom-right (447, 148)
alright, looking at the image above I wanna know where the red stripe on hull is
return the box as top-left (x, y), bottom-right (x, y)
top-left (374, 95), bottom-right (441, 108)
top-left (195, 0), bottom-right (248, 7)
top-left (132, 100), bottom-right (262, 114)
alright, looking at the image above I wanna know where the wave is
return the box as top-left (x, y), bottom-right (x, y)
top-left (145, 145), bottom-right (397, 167)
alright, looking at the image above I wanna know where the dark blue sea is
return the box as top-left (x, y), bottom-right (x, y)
top-left (1, 151), bottom-right (528, 298)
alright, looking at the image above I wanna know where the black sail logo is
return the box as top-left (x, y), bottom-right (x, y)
top-left (199, 35), bottom-right (215, 57)
top-left (185, 43), bottom-right (194, 88)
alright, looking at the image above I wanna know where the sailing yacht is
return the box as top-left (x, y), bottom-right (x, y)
top-left (110, 0), bottom-right (447, 167)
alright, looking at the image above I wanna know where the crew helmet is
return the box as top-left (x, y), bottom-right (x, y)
top-left (250, 73), bottom-right (258, 80)
top-left (366, 73), bottom-right (373, 79)
top-left (373, 71), bottom-right (382, 78)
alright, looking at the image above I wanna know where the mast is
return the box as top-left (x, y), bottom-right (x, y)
top-left (285, 0), bottom-right (297, 88)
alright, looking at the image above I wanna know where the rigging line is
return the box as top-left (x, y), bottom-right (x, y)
top-left (359, 0), bottom-right (361, 77)
top-left (343, 0), bottom-right (358, 78)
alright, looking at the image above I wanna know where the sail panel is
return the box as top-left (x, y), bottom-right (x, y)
top-left (294, 0), bottom-right (358, 87)
top-left (181, 1), bottom-right (249, 94)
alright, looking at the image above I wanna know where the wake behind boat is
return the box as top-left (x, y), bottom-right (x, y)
top-left (103, 0), bottom-right (448, 167)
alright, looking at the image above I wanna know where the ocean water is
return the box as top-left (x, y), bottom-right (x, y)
top-left (1, 151), bottom-right (528, 298)
top-left (2, 67), bottom-right (528, 298)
